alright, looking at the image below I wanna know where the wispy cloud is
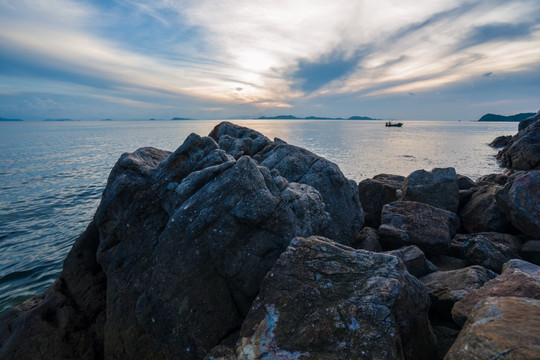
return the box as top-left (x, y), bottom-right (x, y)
top-left (0, 0), bottom-right (539, 119)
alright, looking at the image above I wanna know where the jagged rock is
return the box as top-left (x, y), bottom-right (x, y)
top-left (385, 245), bottom-right (438, 278)
top-left (420, 266), bottom-right (496, 321)
top-left (0, 222), bottom-right (107, 360)
top-left (497, 111), bottom-right (540, 170)
top-left (502, 259), bottom-right (540, 279)
top-left (456, 174), bottom-right (478, 190)
top-left (522, 240), bottom-right (540, 265)
top-left (210, 122), bottom-right (364, 245)
top-left (489, 135), bottom-right (513, 148)
top-left (445, 297), bottom-right (540, 360)
top-left (475, 173), bottom-right (508, 186)
top-left (0, 125), bottom-right (349, 360)
top-left (459, 185), bottom-right (513, 233)
top-left (401, 168), bottom-right (459, 213)
top-left (235, 236), bottom-right (438, 360)
top-left (496, 171), bottom-right (540, 237)
top-left (457, 235), bottom-right (520, 273)
top-left (358, 178), bottom-right (399, 227)
top-left (379, 201), bottom-right (460, 255)
top-left (451, 268), bottom-right (540, 326)
top-left (351, 226), bottom-right (382, 252)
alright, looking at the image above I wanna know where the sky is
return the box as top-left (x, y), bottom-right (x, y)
top-left (0, 0), bottom-right (539, 120)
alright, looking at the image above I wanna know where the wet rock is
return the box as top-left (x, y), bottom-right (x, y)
top-left (489, 135), bottom-right (513, 148)
top-left (497, 111), bottom-right (540, 170)
top-left (0, 222), bottom-right (107, 360)
top-left (522, 240), bottom-right (540, 265)
top-left (445, 297), bottom-right (540, 360)
top-left (358, 178), bottom-right (399, 227)
top-left (457, 235), bottom-right (520, 273)
top-left (401, 168), bottom-right (459, 213)
top-left (210, 122), bottom-right (364, 245)
top-left (351, 226), bottom-right (382, 252)
top-left (496, 171), bottom-right (540, 237)
top-left (420, 266), bottom-right (497, 321)
top-left (379, 201), bottom-right (460, 255)
top-left (459, 185), bottom-right (513, 233)
top-left (235, 236), bottom-right (438, 360)
top-left (385, 245), bottom-right (438, 278)
top-left (451, 268), bottom-right (540, 326)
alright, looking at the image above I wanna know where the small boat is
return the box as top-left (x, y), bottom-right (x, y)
top-left (385, 121), bottom-right (403, 127)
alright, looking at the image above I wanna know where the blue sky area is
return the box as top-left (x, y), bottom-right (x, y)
top-left (1, 0), bottom-right (539, 120)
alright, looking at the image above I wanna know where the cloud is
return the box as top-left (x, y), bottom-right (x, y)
top-left (483, 72), bottom-right (493, 77)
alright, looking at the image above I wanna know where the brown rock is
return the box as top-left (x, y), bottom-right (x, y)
top-left (445, 297), bottom-right (540, 360)
top-left (459, 185), bottom-right (513, 233)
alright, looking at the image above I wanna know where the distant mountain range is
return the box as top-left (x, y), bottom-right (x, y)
top-left (478, 113), bottom-right (535, 122)
top-left (256, 115), bottom-right (379, 120)
top-left (0, 117), bottom-right (23, 121)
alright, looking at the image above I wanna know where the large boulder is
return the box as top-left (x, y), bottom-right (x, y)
top-left (456, 235), bottom-right (520, 273)
top-left (210, 122), bottom-right (364, 245)
top-left (445, 297), bottom-right (540, 360)
top-left (496, 171), bottom-right (540, 237)
top-left (497, 111), bottom-right (540, 170)
top-left (419, 266), bottom-right (496, 321)
top-left (358, 178), bottom-right (399, 227)
top-left (489, 135), bottom-right (513, 148)
top-left (401, 168), bottom-right (460, 213)
top-left (0, 125), bottom-right (351, 360)
top-left (451, 267), bottom-right (540, 326)
top-left (385, 245), bottom-right (438, 278)
top-left (379, 201), bottom-right (460, 255)
top-left (459, 185), bottom-right (513, 233)
top-left (235, 236), bottom-right (438, 360)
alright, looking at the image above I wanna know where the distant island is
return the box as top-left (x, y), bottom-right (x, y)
top-left (43, 118), bottom-right (76, 122)
top-left (0, 117), bottom-right (23, 121)
top-left (171, 117), bottom-right (192, 120)
top-left (478, 113), bottom-right (535, 122)
top-left (257, 115), bottom-right (379, 120)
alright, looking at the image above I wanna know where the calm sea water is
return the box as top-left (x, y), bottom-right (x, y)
top-left (0, 119), bottom-right (517, 313)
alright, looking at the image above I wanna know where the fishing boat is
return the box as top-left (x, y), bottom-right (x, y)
top-left (385, 121), bottom-right (403, 127)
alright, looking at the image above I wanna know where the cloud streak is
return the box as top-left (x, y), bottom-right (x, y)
top-left (0, 0), bottom-right (539, 119)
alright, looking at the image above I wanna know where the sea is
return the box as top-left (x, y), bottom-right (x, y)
top-left (0, 119), bottom-right (518, 314)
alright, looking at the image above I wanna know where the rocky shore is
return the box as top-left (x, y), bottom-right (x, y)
top-left (1, 112), bottom-right (539, 359)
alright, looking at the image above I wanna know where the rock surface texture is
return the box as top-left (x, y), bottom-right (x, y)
top-left (401, 167), bottom-right (459, 213)
top-left (235, 236), bottom-right (438, 360)
top-left (445, 297), bottom-right (540, 360)
top-left (497, 111), bottom-right (540, 170)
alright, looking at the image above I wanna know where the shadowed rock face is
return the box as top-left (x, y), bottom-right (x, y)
top-left (401, 168), bottom-right (459, 213)
top-left (497, 111), bottom-right (540, 170)
top-left (235, 236), bottom-right (438, 360)
top-left (209, 122), bottom-right (364, 245)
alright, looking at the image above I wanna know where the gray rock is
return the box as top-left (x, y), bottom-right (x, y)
top-left (458, 235), bottom-right (520, 273)
top-left (446, 297), bottom-right (540, 360)
top-left (502, 259), bottom-right (540, 279)
top-left (385, 245), bottom-right (438, 278)
top-left (351, 226), bottom-right (382, 252)
top-left (459, 185), bottom-right (513, 233)
top-left (497, 111), bottom-right (540, 170)
top-left (489, 135), bottom-right (513, 148)
top-left (358, 178), bottom-right (399, 227)
top-left (496, 171), bottom-right (540, 237)
top-left (210, 122), bottom-right (364, 245)
top-left (453, 232), bottom-right (523, 254)
top-left (420, 266), bottom-right (497, 321)
top-left (379, 201), bottom-right (460, 255)
top-left (429, 255), bottom-right (471, 271)
top-left (235, 236), bottom-right (438, 360)
top-left (372, 173), bottom-right (406, 189)
top-left (522, 240), bottom-right (540, 265)
top-left (451, 268), bottom-right (540, 326)
top-left (475, 173), bottom-right (508, 186)
top-left (401, 168), bottom-right (459, 213)
top-left (456, 174), bottom-right (478, 190)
